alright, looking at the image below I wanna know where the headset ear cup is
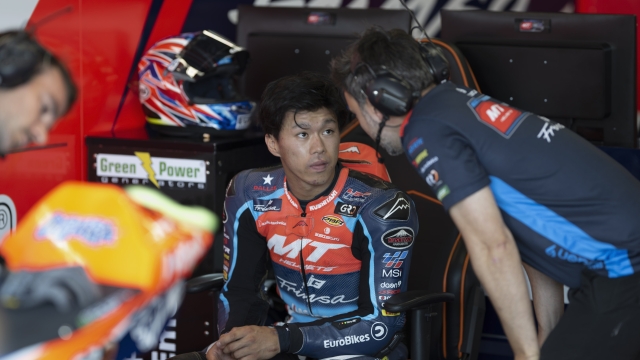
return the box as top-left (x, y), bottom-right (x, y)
top-left (419, 43), bottom-right (450, 84)
top-left (365, 72), bottom-right (415, 117)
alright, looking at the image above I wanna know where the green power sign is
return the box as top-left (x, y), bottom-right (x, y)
top-left (96, 153), bottom-right (207, 190)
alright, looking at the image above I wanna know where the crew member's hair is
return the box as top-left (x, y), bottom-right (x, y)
top-left (0, 31), bottom-right (77, 113)
top-left (259, 71), bottom-right (350, 139)
top-left (330, 27), bottom-right (432, 106)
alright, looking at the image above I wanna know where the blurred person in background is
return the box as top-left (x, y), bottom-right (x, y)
top-left (0, 30), bottom-right (76, 155)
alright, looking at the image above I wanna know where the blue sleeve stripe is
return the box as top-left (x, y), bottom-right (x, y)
top-left (219, 293), bottom-right (230, 313)
top-left (489, 176), bottom-right (633, 277)
top-left (358, 217), bottom-right (378, 320)
top-left (223, 202), bottom-right (251, 293)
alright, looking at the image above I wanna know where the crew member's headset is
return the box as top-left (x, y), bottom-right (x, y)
top-left (351, 0), bottom-right (450, 162)
top-left (353, 0), bottom-right (450, 118)
top-left (0, 31), bottom-right (49, 89)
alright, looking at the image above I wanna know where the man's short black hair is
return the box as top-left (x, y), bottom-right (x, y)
top-left (259, 71), bottom-right (350, 139)
top-left (0, 31), bottom-right (77, 113)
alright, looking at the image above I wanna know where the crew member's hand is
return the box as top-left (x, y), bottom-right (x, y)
top-left (217, 325), bottom-right (280, 360)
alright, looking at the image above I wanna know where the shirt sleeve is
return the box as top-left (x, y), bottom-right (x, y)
top-left (284, 190), bottom-right (419, 358)
top-left (403, 116), bottom-right (490, 211)
top-left (217, 174), bottom-right (271, 335)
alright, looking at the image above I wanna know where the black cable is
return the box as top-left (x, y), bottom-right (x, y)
top-left (375, 115), bottom-right (389, 164)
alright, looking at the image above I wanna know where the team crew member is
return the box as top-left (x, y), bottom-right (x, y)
top-left (0, 31), bottom-right (76, 154)
top-left (198, 72), bottom-right (418, 360)
top-left (331, 28), bottom-right (640, 360)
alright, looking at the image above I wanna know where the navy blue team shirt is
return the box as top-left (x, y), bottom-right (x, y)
top-left (401, 81), bottom-right (640, 288)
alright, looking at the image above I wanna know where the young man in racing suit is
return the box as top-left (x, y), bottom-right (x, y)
top-left (207, 72), bottom-right (419, 360)
top-left (330, 28), bottom-right (640, 360)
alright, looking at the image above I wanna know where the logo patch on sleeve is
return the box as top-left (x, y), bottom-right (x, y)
top-left (374, 192), bottom-right (410, 221)
top-left (322, 215), bottom-right (344, 227)
top-left (468, 96), bottom-right (527, 138)
top-left (253, 199), bottom-right (282, 212)
top-left (381, 228), bottom-right (414, 249)
top-left (334, 202), bottom-right (359, 217)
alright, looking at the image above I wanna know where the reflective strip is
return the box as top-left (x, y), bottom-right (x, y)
top-left (358, 218), bottom-right (378, 320)
top-left (223, 202), bottom-right (250, 293)
top-left (489, 176), bottom-right (633, 277)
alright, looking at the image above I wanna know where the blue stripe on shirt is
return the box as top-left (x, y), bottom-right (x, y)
top-left (489, 176), bottom-right (633, 277)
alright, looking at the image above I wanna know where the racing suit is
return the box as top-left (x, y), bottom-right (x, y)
top-left (218, 164), bottom-right (419, 359)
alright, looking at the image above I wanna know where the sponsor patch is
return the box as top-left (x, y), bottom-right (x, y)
top-left (286, 217), bottom-right (312, 237)
top-left (545, 244), bottom-right (604, 270)
top-left (381, 309), bottom-right (400, 317)
top-left (342, 188), bottom-right (371, 202)
top-left (374, 192), bottom-right (410, 221)
top-left (537, 117), bottom-right (565, 143)
top-left (383, 251), bottom-right (409, 268)
top-left (411, 149), bottom-right (428, 167)
top-left (322, 215), bottom-right (344, 227)
top-left (314, 232), bottom-right (340, 242)
top-left (35, 212), bottom-right (117, 246)
top-left (468, 96), bottom-right (526, 138)
top-left (516, 18), bottom-right (549, 33)
top-left (382, 268), bottom-right (402, 278)
top-left (380, 280), bottom-right (402, 289)
top-left (419, 156), bottom-right (439, 174)
top-left (371, 322), bottom-right (388, 341)
top-left (334, 202), bottom-right (359, 217)
top-left (340, 146), bottom-right (360, 154)
top-left (378, 289), bottom-right (401, 295)
top-left (437, 185), bottom-right (450, 201)
top-left (253, 185), bottom-right (277, 191)
top-left (253, 199), bottom-right (282, 212)
top-left (310, 190), bottom-right (338, 211)
top-left (407, 137), bottom-right (424, 155)
top-left (324, 334), bottom-right (370, 348)
top-left (381, 227), bottom-right (414, 249)
top-left (262, 174), bottom-right (274, 185)
top-left (332, 318), bottom-right (361, 330)
top-left (426, 169), bottom-right (440, 187)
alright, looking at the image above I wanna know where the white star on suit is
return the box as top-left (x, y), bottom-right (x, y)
top-left (263, 174), bottom-right (274, 185)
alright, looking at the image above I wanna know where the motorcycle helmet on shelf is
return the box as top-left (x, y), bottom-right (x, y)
top-left (138, 30), bottom-right (254, 138)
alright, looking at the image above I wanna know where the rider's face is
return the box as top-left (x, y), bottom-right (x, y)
top-left (266, 107), bottom-right (340, 200)
top-left (0, 66), bottom-right (69, 153)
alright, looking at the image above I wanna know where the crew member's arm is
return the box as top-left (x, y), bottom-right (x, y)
top-left (522, 263), bottom-right (564, 346)
top-left (449, 186), bottom-right (539, 360)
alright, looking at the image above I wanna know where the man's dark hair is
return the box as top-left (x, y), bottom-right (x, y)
top-left (259, 71), bottom-right (350, 139)
top-left (330, 27), bottom-right (432, 106)
top-left (0, 31), bottom-right (77, 113)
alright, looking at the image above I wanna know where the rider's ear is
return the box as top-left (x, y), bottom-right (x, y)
top-left (265, 134), bottom-right (281, 158)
